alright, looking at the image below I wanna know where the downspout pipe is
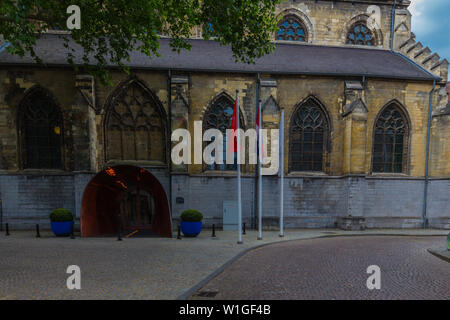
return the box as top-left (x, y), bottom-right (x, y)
top-left (390, 0), bottom-right (397, 51)
top-left (390, 0), bottom-right (437, 229)
top-left (423, 79), bottom-right (436, 229)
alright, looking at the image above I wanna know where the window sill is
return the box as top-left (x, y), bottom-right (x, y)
top-left (14, 169), bottom-right (71, 176)
top-left (288, 171), bottom-right (328, 177)
top-left (196, 170), bottom-right (253, 178)
top-left (368, 172), bottom-right (410, 178)
top-left (105, 160), bottom-right (167, 168)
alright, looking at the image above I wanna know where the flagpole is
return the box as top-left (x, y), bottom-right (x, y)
top-left (279, 109), bottom-right (285, 237)
top-left (257, 100), bottom-right (263, 240)
top-left (236, 90), bottom-right (243, 244)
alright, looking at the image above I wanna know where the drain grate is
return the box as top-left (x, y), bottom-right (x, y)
top-left (195, 290), bottom-right (218, 298)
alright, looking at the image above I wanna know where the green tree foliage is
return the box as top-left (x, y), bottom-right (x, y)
top-left (0, 0), bottom-right (281, 83)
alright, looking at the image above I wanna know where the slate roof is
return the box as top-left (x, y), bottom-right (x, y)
top-left (0, 34), bottom-right (439, 81)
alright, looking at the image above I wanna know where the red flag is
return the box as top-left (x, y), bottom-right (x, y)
top-left (228, 99), bottom-right (238, 154)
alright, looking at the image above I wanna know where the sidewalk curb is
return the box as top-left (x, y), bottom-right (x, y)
top-left (176, 232), bottom-right (446, 300)
top-left (427, 249), bottom-right (450, 263)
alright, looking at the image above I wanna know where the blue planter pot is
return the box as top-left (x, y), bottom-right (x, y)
top-left (51, 221), bottom-right (73, 236)
top-left (180, 221), bottom-right (202, 237)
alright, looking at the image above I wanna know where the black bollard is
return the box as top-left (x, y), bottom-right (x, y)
top-left (243, 222), bottom-right (246, 235)
top-left (212, 224), bottom-right (216, 238)
top-left (5, 223), bottom-right (9, 236)
top-left (36, 224), bottom-right (40, 238)
top-left (117, 212), bottom-right (122, 241)
top-left (70, 223), bottom-right (75, 239)
top-left (177, 225), bottom-right (182, 239)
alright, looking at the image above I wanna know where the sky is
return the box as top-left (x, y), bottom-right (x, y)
top-left (409, 0), bottom-right (450, 60)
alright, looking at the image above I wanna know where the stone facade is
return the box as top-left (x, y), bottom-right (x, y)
top-left (0, 0), bottom-right (448, 232)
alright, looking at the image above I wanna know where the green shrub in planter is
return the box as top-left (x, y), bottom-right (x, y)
top-left (49, 208), bottom-right (74, 222)
top-left (180, 209), bottom-right (203, 222)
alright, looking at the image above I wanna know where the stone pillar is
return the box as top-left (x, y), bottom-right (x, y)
top-left (170, 75), bottom-right (189, 173)
top-left (340, 81), bottom-right (368, 227)
top-left (342, 81), bottom-right (368, 175)
top-left (73, 75), bottom-right (96, 172)
top-left (72, 75), bottom-right (97, 222)
top-left (260, 79), bottom-right (280, 175)
top-left (393, 9), bottom-right (412, 51)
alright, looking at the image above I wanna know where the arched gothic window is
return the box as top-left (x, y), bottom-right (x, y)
top-left (203, 94), bottom-right (244, 171)
top-left (105, 79), bottom-right (166, 162)
top-left (290, 97), bottom-right (329, 172)
top-left (372, 103), bottom-right (409, 173)
top-left (276, 15), bottom-right (307, 41)
top-left (347, 22), bottom-right (374, 46)
top-left (18, 87), bottom-right (63, 169)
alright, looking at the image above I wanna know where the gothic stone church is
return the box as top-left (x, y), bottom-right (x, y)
top-left (0, 0), bottom-right (449, 236)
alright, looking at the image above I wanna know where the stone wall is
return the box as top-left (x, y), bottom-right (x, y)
top-left (169, 174), bottom-right (449, 230)
top-left (0, 55), bottom-right (448, 231)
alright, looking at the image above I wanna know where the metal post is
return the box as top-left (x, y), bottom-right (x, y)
top-left (243, 222), bottom-right (246, 235)
top-left (36, 224), bottom-right (40, 238)
top-left (0, 199), bottom-right (3, 231)
top-left (5, 223), bottom-right (9, 236)
top-left (212, 224), bottom-right (216, 238)
top-left (237, 90), bottom-right (243, 244)
top-left (253, 73), bottom-right (261, 230)
top-left (167, 70), bottom-right (173, 222)
top-left (257, 100), bottom-right (263, 240)
top-left (279, 109), bottom-right (285, 237)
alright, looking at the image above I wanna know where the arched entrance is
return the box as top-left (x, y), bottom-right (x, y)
top-left (81, 165), bottom-right (172, 237)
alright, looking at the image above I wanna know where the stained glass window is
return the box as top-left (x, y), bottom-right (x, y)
top-left (290, 98), bottom-right (329, 172)
top-left (276, 15), bottom-right (307, 42)
top-left (372, 104), bottom-right (408, 173)
top-left (347, 22), bottom-right (374, 46)
top-left (203, 95), bottom-right (244, 171)
top-left (106, 80), bottom-right (166, 162)
top-left (19, 87), bottom-right (63, 169)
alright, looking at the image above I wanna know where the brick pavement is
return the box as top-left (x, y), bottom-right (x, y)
top-left (0, 229), bottom-right (448, 299)
top-left (190, 236), bottom-right (450, 300)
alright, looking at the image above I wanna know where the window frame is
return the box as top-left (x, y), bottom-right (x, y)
top-left (202, 92), bottom-right (245, 172)
top-left (17, 86), bottom-right (64, 170)
top-left (346, 21), bottom-right (375, 46)
top-left (289, 96), bottom-right (331, 173)
top-left (371, 101), bottom-right (410, 175)
top-left (275, 14), bottom-right (308, 42)
top-left (104, 77), bottom-right (168, 165)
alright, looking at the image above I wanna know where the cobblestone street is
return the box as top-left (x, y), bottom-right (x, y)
top-left (191, 236), bottom-right (450, 300)
top-left (0, 231), bottom-right (448, 299)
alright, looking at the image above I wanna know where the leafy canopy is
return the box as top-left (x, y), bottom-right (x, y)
top-left (0, 0), bottom-right (281, 83)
